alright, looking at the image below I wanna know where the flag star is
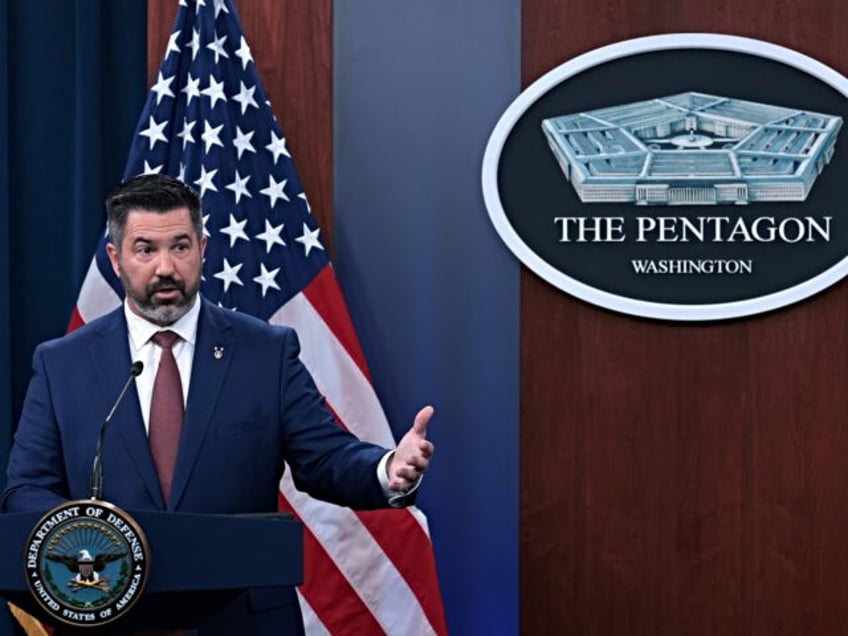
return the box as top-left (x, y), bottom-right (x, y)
top-left (214, 258), bottom-right (244, 293)
top-left (213, 0), bottom-right (230, 17)
top-left (178, 119), bottom-right (196, 148)
top-left (182, 73), bottom-right (201, 106)
top-left (165, 30), bottom-right (181, 58)
top-left (143, 161), bottom-right (162, 174)
top-left (194, 165), bottom-right (218, 197)
top-left (201, 75), bottom-right (227, 108)
top-left (266, 132), bottom-right (290, 164)
top-left (202, 213), bottom-right (211, 238)
top-left (298, 192), bottom-right (311, 214)
top-left (232, 81), bottom-right (259, 115)
top-left (235, 36), bottom-right (253, 69)
top-left (232, 126), bottom-right (256, 160)
top-left (225, 170), bottom-right (252, 204)
top-left (295, 223), bottom-right (324, 257)
top-left (179, 0), bottom-right (187, 6)
top-left (256, 220), bottom-right (286, 253)
top-left (206, 33), bottom-right (229, 64)
top-left (195, 0), bottom-right (206, 13)
top-left (179, 162), bottom-right (187, 182)
top-left (259, 175), bottom-right (289, 208)
top-left (220, 213), bottom-right (249, 247)
top-left (151, 72), bottom-right (175, 105)
top-left (139, 115), bottom-right (168, 149)
top-left (188, 28), bottom-right (200, 61)
top-left (201, 120), bottom-right (225, 153)
top-left (253, 263), bottom-right (281, 297)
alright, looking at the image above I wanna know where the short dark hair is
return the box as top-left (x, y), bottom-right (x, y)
top-left (105, 174), bottom-right (203, 249)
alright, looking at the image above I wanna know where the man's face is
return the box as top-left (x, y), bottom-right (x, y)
top-left (106, 207), bottom-right (207, 326)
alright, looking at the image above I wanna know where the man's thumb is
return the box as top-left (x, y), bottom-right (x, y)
top-left (412, 405), bottom-right (434, 436)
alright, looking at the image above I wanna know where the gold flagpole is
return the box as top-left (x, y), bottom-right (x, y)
top-left (8, 603), bottom-right (50, 636)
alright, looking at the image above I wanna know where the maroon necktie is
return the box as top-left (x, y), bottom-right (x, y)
top-left (149, 330), bottom-right (183, 505)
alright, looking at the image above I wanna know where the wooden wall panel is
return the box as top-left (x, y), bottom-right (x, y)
top-left (522, 2), bottom-right (848, 634)
top-left (147, 0), bottom-right (333, 251)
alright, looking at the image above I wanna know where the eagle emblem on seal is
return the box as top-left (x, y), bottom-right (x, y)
top-left (45, 548), bottom-right (126, 591)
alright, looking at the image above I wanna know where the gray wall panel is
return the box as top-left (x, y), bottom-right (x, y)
top-left (334, 2), bottom-right (521, 632)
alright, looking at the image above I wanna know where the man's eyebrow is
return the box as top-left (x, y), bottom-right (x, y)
top-left (131, 233), bottom-right (194, 244)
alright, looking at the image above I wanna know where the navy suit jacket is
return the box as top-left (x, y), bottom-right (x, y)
top-left (3, 299), bottom-right (394, 633)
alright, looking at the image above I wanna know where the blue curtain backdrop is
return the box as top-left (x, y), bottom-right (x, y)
top-left (0, 1), bottom-right (146, 630)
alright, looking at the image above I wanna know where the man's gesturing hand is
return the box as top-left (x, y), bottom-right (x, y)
top-left (387, 406), bottom-right (435, 492)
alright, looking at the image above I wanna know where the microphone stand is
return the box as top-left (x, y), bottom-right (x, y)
top-left (89, 361), bottom-right (143, 500)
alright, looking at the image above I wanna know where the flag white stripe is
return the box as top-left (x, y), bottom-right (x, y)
top-left (281, 473), bottom-right (437, 636)
top-left (76, 258), bottom-right (121, 322)
top-left (296, 591), bottom-right (332, 636)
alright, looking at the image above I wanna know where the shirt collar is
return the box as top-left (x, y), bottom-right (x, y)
top-left (124, 295), bottom-right (202, 353)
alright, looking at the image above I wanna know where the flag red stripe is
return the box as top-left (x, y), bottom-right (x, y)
top-left (67, 306), bottom-right (85, 333)
top-left (278, 492), bottom-right (386, 635)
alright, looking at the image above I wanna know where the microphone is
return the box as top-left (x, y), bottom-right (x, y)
top-left (89, 361), bottom-right (144, 500)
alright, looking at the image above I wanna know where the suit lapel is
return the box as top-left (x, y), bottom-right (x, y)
top-left (169, 300), bottom-right (234, 510)
top-left (91, 309), bottom-right (165, 509)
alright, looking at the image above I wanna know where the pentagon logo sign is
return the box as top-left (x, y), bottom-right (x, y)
top-left (541, 92), bottom-right (841, 206)
top-left (482, 34), bottom-right (848, 320)
top-left (25, 500), bottom-right (149, 628)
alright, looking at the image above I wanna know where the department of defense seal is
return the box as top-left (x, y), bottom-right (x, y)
top-left (24, 500), bottom-right (149, 628)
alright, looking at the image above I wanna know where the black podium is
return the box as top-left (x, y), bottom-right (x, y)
top-left (0, 509), bottom-right (303, 631)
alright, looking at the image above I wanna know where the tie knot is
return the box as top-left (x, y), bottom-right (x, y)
top-left (152, 330), bottom-right (180, 350)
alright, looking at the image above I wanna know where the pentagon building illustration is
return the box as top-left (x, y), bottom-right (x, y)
top-left (541, 92), bottom-right (842, 205)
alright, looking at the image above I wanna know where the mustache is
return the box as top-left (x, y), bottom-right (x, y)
top-left (147, 277), bottom-right (187, 296)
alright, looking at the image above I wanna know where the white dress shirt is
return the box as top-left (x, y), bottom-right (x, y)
top-left (123, 297), bottom-right (200, 433)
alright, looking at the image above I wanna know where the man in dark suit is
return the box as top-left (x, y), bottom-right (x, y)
top-left (2, 174), bottom-right (434, 634)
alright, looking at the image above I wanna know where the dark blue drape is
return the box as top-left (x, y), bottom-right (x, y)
top-left (0, 1), bottom-right (146, 631)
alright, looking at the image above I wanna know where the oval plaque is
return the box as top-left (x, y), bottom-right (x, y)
top-left (482, 34), bottom-right (848, 320)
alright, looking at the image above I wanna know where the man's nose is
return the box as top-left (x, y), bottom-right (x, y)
top-left (154, 250), bottom-right (176, 276)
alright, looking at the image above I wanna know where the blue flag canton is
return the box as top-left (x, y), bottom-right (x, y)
top-left (113, 0), bottom-right (329, 321)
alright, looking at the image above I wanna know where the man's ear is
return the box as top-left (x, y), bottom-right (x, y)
top-left (105, 242), bottom-right (121, 279)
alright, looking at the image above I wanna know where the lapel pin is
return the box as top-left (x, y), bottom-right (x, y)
top-left (213, 345), bottom-right (224, 360)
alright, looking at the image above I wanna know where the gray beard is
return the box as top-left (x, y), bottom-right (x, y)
top-left (120, 271), bottom-right (199, 326)
top-left (129, 295), bottom-right (196, 326)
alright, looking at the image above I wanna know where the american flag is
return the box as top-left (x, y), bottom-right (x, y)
top-left (68, 0), bottom-right (447, 633)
